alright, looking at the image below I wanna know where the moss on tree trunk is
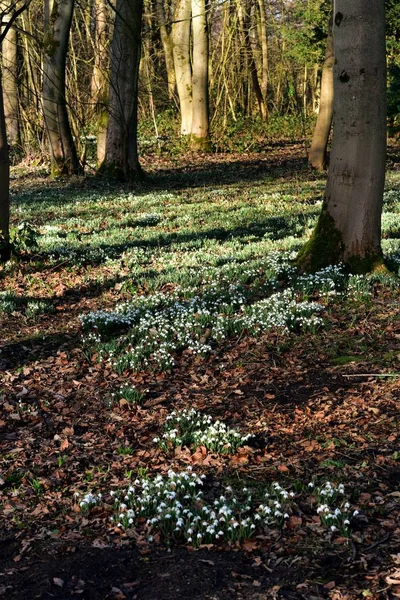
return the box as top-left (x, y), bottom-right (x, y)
top-left (296, 203), bottom-right (344, 272)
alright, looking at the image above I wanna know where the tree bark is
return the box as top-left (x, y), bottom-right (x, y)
top-left (99, 0), bottom-right (144, 181)
top-left (90, 0), bottom-right (109, 166)
top-left (42, 0), bottom-right (82, 175)
top-left (297, 0), bottom-right (386, 273)
top-left (0, 73), bottom-right (10, 261)
top-left (237, 0), bottom-right (267, 120)
top-left (155, 0), bottom-right (176, 100)
top-left (309, 12), bottom-right (333, 171)
top-left (190, 0), bottom-right (210, 150)
top-left (172, 0), bottom-right (192, 135)
top-left (257, 0), bottom-right (268, 113)
top-left (1, 5), bottom-right (19, 147)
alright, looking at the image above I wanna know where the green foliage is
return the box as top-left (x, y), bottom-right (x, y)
top-left (0, 291), bottom-right (55, 317)
top-left (388, 65), bottom-right (400, 138)
top-left (10, 222), bottom-right (40, 255)
top-left (284, 0), bottom-right (331, 66)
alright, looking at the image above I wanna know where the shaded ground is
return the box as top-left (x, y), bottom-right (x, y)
top-left (1, 148), bottom-right (400, 599)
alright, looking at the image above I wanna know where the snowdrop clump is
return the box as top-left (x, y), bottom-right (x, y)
top-left (77, 469), bottom-right (297, 546)
top-left (80, 278), bottom-right (325, 373)
top-left (310, 481), bottom-right (355, 536)
top-left (154, 409), bottom-right (253, 454)
top-left (77, 492), bottom-right (102, 513)
top-left (240, 288), bottom-right (324, 334)
top-left (257, 481), bottom-right (296, 527)
top-left (76, 473), bottom-right (360, 547)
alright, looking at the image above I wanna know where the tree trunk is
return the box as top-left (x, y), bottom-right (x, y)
top-left (1, 6), bottom-right (19, 147)
top-left (190, 0), bottom-right (210, 150)
top-left (172, 0), bottom-right (192, 135)
top-left (297, 0), bottom-right (386, 273)
top-left (237, 0), bottom-right (267, 120)
top-left (90, 0), bottom-right (108, 166)
top-left (99, 0), bottom-right (144, 181)
top-left (257, 0), bottom-right (268, 112)
top-left (155, 0), bottom-right (176, 100)
top-left (309, 13), bottom-right (333, 171)
top-left (42, 0), bottom-right (82, 176)
top-left (0, 73), bottom-right (10, 261)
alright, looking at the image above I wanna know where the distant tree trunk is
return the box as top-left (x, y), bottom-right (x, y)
top-left (42, 0), bottom-right (81, 176)
top-left (90, 0), bottom-right (108, 166)
top-left (309, 12), bottom-right (333, 171)
top-left (172, 0), bottom-right (192, 135)
top-left (257, 0), bottom-right (268, 113)
top-left (0, 76), bottom-right (10, 261)
top-left (237, 0), bottom-right (266, 120)
top-left (1, 7), bottom-right (19, 146)
top-left (99, 0), bottom-right (144, 181)
top-left (155, 0), bottom-right (176, 100)
top-left (190, 0), bottom-right (210, 150)
top-left (297, 0), bottom-right (386, 273)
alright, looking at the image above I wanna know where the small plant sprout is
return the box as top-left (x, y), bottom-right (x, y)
top-left (29, 478), bottom-right (43, 495)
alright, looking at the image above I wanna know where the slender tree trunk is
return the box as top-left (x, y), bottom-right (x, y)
top-left (172, 0), bottom-right (192, 135)
top-left (237, 0), bottom-right (266, 120)
top-left (90, 0), bottom-right (108, 165)
top-left (0, 74), bottom-right (10, 261)
top-left (99, 0), bottom-right (144, 181)
top-left (1, 6), bottom-right (19, 146)
top-left (309, 13), bottom-right (333, 171)
top-left (42, 0), bottom-right (81, 175)
top-left (190, 0), bottom-right (210, 150)
top-left (155, 0), bottom-right (176, 100)
top-left (297, 0), bottom-right (386, 273)
top-left (257, 0), bottom-right (268, 113)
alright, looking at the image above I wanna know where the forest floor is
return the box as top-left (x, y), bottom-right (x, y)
top-left (1, 143), bottom-right (400, 600)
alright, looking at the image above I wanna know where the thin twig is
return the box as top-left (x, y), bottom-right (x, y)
top-left (364, 532), bottom-right (392, 552)
top-left (342, 373), bottom-right (399, 378)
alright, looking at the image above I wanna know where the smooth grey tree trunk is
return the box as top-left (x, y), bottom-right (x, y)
top-left (172, 0), bottom-right (192, 135)
top-left (99, 0), bottom-right (143, 181)
top-left (297, 0), bottom-right (386, 272)
top-left (42, 0), bottom-right (81, 176)
top-left (91, 0), bottom-right (109, 166)
top-left (309, 13), bottom-right (333, 171)
top-left (190, 0), bottom-right (210, 150)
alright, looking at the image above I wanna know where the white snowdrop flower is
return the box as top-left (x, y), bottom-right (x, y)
top-left (197, 533), bottom-right (202, 539)
top-left (148, 536), bottom-right (154, 543)
top-left (308, 482), bottom-right (314, 488)
top-left (344, 519), bottom-right (350, 525)
top-left (344, 502), bottom-right (350, 509)
top-left (284, 513), bottom-right (289, 519)
top-left (129, 518), bottom-right (133, 525)
top-left (353, 510), bottom-right (359, 516)
top-left (331, 525), bottom-right (337, 532)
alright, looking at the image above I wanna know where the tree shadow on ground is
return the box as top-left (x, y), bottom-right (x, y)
top-left (10, 151), bottom-right (315, 207)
